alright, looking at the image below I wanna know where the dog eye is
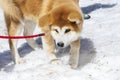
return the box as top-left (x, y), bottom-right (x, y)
top-left (71, 22), bottom-right (76, 25)
top-left (54, 29), bottom-right (59, 33)
top-left (65, 29), bottom-right (71, 33)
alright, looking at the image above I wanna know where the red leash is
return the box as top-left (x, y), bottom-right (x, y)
top-left (0, 33), bottom-right (45, 39)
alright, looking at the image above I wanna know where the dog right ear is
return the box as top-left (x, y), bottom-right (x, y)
top-left (68, 11), bottom-right (83, 24)
top-left (39, 13), bottom-right (52, 27)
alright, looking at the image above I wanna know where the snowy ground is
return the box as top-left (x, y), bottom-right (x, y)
top-left (0, 0), bottom-right (120, 80)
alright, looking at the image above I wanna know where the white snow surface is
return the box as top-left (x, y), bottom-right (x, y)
top-left (0, 0), bottom-right (120, 80)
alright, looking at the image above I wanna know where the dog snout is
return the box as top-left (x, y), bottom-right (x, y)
top-left (57, 42), bottom-right (64, 47)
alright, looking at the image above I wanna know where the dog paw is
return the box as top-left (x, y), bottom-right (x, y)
top-left (15, 58), bottom-right (26, 64)
top-left (34, 47), bottom-right (40, 50)
top-left (69, 63), bottom-right (78, 69)
top-left (69, 61), bottom-right (78, 69)
top-left (50, 59), bottom-right (62, 65)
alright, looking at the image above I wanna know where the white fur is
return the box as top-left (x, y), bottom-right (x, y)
top-left (51, 26), bottom-right (80, 47)
top-left (23, 20), bottom-right (40, 50)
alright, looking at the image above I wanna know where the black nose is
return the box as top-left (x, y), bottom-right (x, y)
top-left (57, 42), bottom-right (64, 47)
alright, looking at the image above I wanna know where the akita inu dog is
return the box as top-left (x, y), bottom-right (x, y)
top-left (3, 0), bottom-right (83, 68)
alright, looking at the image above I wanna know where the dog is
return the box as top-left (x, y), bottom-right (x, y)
top-left (3, 0), bottom-right (83, 68)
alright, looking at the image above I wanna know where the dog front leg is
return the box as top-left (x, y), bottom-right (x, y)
top-left (69, 39), bottom-right (80, 69)
top-left (5, 13), bottom-right (24, 64)
top-left (41, 29), bottom-right (62, 65)
top-left (24, 20), bottom-right (40, 50)
top-left (8, 21), bottom-right (24, 64)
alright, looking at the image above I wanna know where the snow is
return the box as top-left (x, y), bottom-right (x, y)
top-left (0, 0), bottom-right (120, 80)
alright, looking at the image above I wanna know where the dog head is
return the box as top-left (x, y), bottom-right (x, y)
top-left (39, 7), bottom-right (83, 48)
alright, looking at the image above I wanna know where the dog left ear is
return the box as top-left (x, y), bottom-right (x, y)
top-left (68, 12), bottom-right (83, 24)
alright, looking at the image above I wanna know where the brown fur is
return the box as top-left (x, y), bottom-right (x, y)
top-left (3, 0), bottom-right (83, 68)
top-left (0, 0), bottom-right (23, 21)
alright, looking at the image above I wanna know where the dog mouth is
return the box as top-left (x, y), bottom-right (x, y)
top-left (57, 45), bottom-right (67, 49)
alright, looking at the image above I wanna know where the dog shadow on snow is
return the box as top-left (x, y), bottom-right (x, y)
top-left (0, 38), bottom-right (42, 72)
top-left (0, 37), bottom-right (95, 71)
top-left (56, 38), bottom-right (96, 69)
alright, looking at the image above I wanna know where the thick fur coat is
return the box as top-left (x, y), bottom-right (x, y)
top-left (1, 0), bottom-right (83, 68)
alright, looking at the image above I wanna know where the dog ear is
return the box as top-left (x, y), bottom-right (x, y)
top-left (68, 12), bottom-right (83, 24)
top-left (39, 13), bottom-right (52, 27)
